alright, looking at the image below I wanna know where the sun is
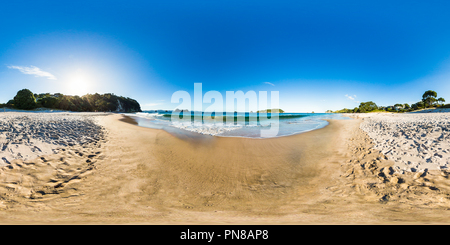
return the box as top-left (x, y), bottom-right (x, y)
top-left (67, 70), bottom-right (92, 96)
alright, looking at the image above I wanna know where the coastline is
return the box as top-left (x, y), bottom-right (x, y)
top-left (126, 113), bottom-right (337, 139)
top-left (1, 113), bottom-right (450, 224)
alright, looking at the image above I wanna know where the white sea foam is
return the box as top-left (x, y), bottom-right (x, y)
top-left (171, 122), bottom-right (242, 136)
top-left (131, 112), bottom-right (350, 138)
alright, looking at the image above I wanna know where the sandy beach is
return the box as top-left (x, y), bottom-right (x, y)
top-left (1, 112), bottom-right (450, 224)
top-left (358, 112), bottom-right (450, 173)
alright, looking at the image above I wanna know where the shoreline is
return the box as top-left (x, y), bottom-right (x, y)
top-left (1, 112), bottom-right (450, 223)
top-left (123, 114), bottom-right (333, 140)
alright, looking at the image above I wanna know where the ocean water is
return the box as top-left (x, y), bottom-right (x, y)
top-left (126, 110), bottom-right (351, 138)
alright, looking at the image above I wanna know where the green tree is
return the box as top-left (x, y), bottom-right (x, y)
top-left (13, 89), bottom-right (37, 110)
top-left (422, 90), bottom-right (438, 107)
top-left (438, 97), bottom-right (445, 105)
top-left (358, 101), bottom-right (378, 113)
top-left (412, 101), bottom-right (425, 110)
top-left (6, 100), bottom-right (14, 107)
top-left (40, 96), bottom-right (58, 108)
top-left (9, 90), bottom-right (142, 112)
top-left (393, 103), bottom-right (404, 110)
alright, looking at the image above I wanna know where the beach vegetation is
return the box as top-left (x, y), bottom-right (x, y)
top-left (411, 101), bottom-right (425, 110)
top-left (13, 89), bottom-right (37, 110)
top-left (422, 90), bottom-right (438, 107)
top-left (4, 89), bottom-right (141, 113)
top-left (330, 90), bottom-right (446, 113)
top-left (356, 101), bottom-right (378, 113)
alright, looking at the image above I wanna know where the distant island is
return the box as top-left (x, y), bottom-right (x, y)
top-left (173, 109), bottom-right (190, 112)
top-left (0, 89), bottom-right (141, 113)
top-left (256, 108), bottom-right (285, 113)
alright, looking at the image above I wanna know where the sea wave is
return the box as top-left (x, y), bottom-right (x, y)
top-left (128, 111), bottom-right (351, 138)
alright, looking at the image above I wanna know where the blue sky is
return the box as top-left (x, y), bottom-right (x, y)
top-left (1, 0), bottom-right (450, 112)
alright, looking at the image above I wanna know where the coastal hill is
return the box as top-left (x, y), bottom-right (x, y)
top-left (0, 88), bottom-right (142, 113)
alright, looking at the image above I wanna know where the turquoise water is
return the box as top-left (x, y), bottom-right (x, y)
top-left (127, 111), bottom-right (351, 138)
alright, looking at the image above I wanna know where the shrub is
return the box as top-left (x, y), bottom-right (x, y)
top-left (13, 89), bottom-right (37, 110)
top-left (358, 101), bottom-right (378, 113)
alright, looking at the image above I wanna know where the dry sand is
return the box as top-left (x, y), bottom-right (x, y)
top-left (0, 113), bottom-right (450, 224)
top-left (0, 112), bottom-right (104, 165)
top-left (358, 112), bottom-right (450, 172)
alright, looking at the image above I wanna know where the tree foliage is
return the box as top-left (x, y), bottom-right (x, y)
top-left (422, 90), bottom-right (438, 107)
top-left (5, 89), bottom-right (141, 112)
top-left (422, 90), bottom-right (437, 100)
top-left (329, 90), bottom-right (447, 113)
top-left (357, 101), bottom-right (378, 113)
top-left (14, 89), bottom-right (37, 110)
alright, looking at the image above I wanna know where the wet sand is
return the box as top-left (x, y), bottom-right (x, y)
top-left (1, 114), bottom-right (450, 224)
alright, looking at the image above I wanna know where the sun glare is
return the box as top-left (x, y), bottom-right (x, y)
top-left (67, 70), bottom-right (92, 96)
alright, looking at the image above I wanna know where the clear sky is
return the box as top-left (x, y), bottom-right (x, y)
top-left (1, 0), bottom-right (450, 112)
